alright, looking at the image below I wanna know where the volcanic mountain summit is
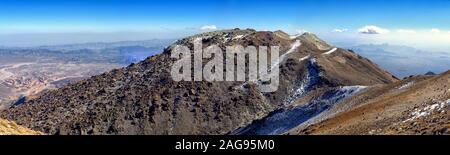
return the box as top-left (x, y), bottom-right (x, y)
top-left (1, 29), bottom-right (447, 135)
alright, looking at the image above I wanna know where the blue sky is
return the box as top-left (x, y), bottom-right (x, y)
top-left (1, 0), bottom-right (450, 50)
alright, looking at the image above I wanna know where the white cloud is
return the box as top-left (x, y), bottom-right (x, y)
top-left (430, 28), bottom-right (441, 33)
top-left (397, 29), bottom-right (416, 34)
top-left (200, 25), bottom-right (217, 30)
top-left (296, 29), bottom-right (308, 34)
top-left (358, 25), bottom-right (389, 34)
top-left (333, 28), bottom-right (348, 33)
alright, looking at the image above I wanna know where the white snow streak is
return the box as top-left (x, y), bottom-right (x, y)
top-left (299, 54), bottom-right (311, 62)
top-left (397, 82), bottom-right (414, 90)
top-left (282, 58), bottom-right (320, 105)
top-left (270, 40), bottom-right (302, 70)
top-left (233, 35), bottom-right (245, 40)
top-left (404, 99), bottom-right (449, 122)
top-left (322, 47), bottom-right (337, 55)
top-left (232, 85), bottom-right (368, 135)
top-left (284, 40), bottom-right (302, 56)
top-left (235, 40), bottom-right (302, 92)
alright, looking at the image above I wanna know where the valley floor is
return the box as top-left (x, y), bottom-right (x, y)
top-left (0, 60), bottom-right (118, 109)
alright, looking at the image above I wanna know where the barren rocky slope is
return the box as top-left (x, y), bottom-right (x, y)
top-left (288, 71), bottom-right (450, 135)
top-left (0, 29), bottom-right (398, 135)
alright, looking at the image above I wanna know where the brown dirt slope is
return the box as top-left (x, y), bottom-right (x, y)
top-left (0, 118), bottom-right (42, 135)
top-left (291, 71), bottom-right (450, 135)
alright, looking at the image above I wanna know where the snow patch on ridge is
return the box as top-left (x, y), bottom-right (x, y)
top-left (397, 81), bottom-right (414, 90)
top-left (299, 54), bottom-right (311, 62)
top-left (285, 40), bottom-right (302, 56)
top-left (236, 40), bottom-right (302, 92)
top-left (233, 35), bottom-right (246, 40)
top-left (322, 47), bottom-right (337, 55)
top-left (270, 40), bottom-right (302, 71)
top-left (283, 58), bottom-right (321, 105)
top-left (231, 85), bottom-right (368, 135)
top-left (403, 99), bottom-right (449, 122)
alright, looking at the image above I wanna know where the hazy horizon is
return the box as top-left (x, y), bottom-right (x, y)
top-left (1, 30), bottom-right (449, 54)
top-left (1, 0), bottom-right (450, 51)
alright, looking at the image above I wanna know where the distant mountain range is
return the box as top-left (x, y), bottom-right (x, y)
top-left (0, 29), bottom-right (448, 135)
top-left (35, 39), bottom-right (175, 51)
top-left (0, 39), bottom-right (174, 65)
top-left (348, 43), bottom-right (450, 78)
